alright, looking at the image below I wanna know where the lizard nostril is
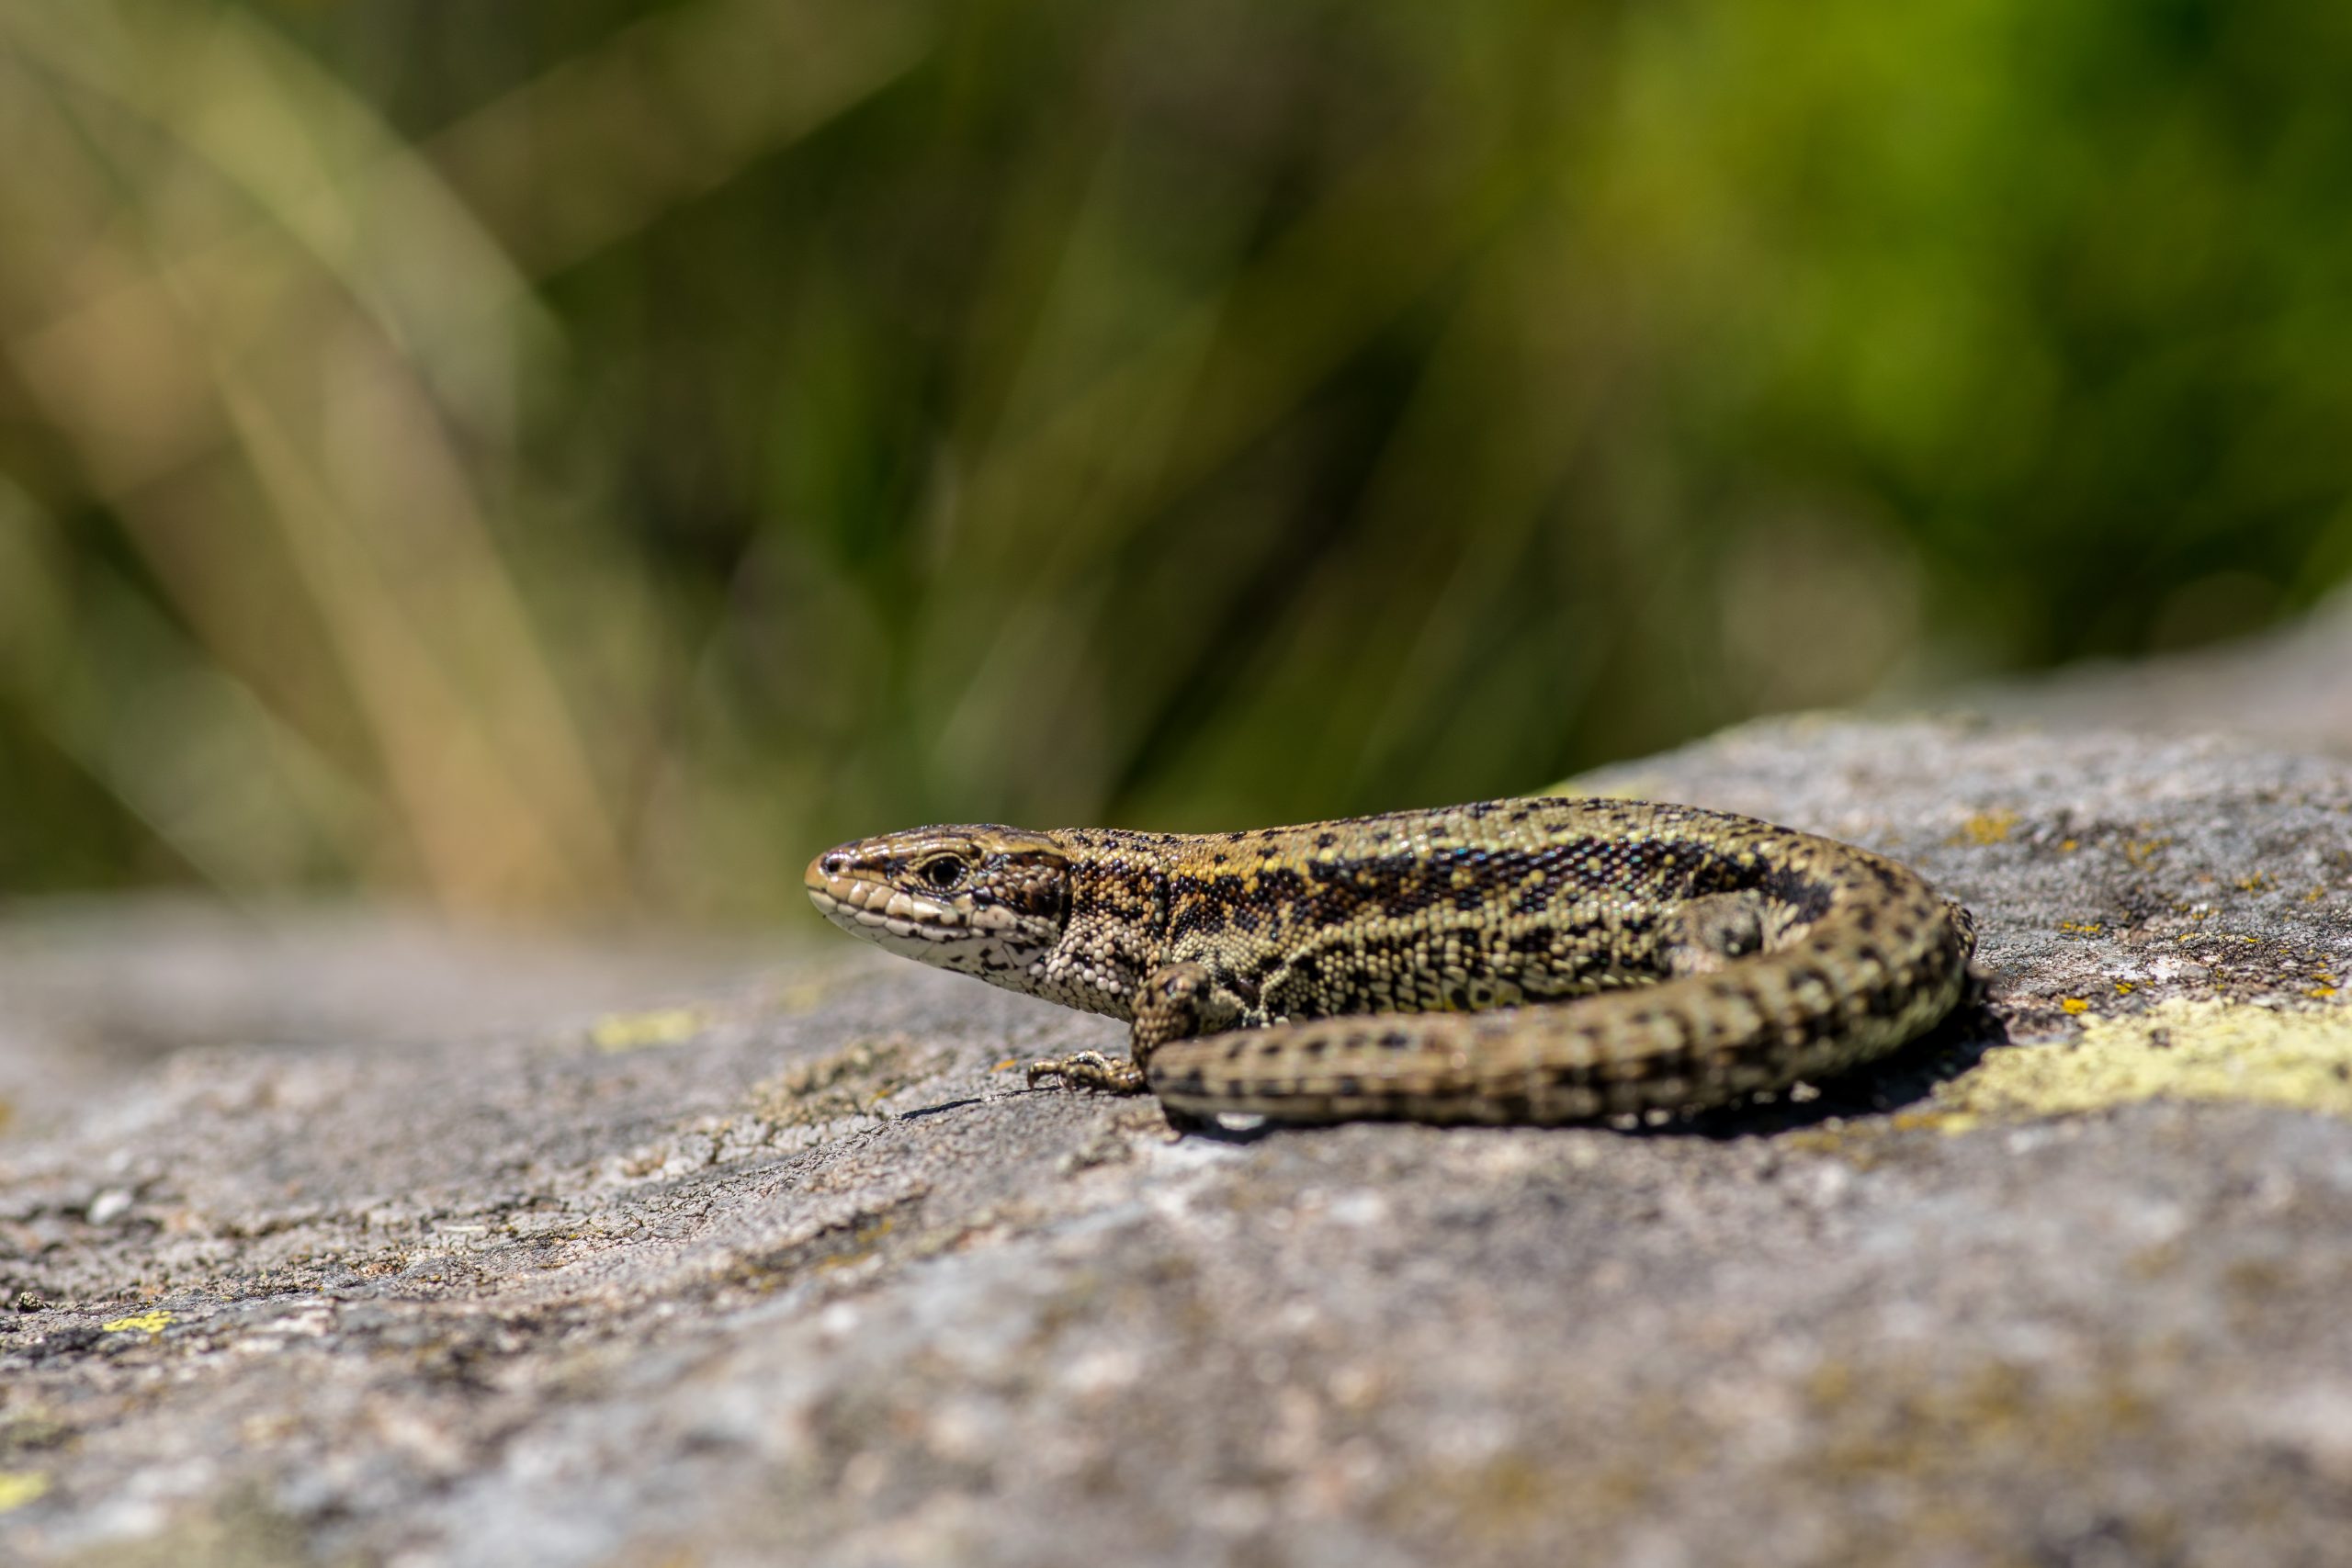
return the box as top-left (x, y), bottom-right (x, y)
top-left (820, 852), bottom-right (848, 877)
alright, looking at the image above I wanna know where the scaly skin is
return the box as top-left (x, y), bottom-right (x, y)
top-left (804, 797), bottom-right (1976, 1125)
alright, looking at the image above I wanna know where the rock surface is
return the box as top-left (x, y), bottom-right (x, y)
top-left (1972, 581), bottom-right (2352, 757)
top-left (4, 713), bottom-right (2351, 1566)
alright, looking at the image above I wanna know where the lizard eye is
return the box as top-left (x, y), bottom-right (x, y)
top-left (918, 857), bottom-right (967, 891)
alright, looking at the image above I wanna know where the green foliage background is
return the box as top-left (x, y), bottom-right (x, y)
top-left (0, 0), bottom-right (2346, 917)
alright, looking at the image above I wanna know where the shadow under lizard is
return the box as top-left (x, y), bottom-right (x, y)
top-left (805, 797), bottom-right (1976, 1126)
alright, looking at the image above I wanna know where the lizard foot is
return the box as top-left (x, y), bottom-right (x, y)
top-left (1025, 1050), bottom-right (1149, 1095)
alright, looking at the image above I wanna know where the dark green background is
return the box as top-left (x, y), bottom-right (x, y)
top-left (1, 0), bottom-right (2346, 917)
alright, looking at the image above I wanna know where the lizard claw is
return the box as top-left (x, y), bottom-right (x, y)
top-left (1025, 1050), bottom-right (1148, 1095)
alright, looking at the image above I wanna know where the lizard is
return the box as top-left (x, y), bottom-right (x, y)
top-left (803, 796), bottom-right (1977, 1126)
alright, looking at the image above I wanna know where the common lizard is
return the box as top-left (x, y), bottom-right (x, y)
top-left (805, 797), bottom-right (1976, 1125)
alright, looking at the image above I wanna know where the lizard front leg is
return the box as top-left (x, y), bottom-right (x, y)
top-left (1025, 961), bottom-right (1238, 1094)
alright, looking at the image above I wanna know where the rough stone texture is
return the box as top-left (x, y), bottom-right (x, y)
top-left (6, 666), bottom-right (2352, 1565)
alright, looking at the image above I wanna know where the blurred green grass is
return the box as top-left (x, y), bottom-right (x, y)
top-left (0, 0), bottom-right (2346, 919)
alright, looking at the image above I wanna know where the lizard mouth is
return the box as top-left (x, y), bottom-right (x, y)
top-left (804, 859), bottom-right (974, 944)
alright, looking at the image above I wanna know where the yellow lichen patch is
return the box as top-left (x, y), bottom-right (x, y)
top-left (590, 1007), bottom-right (707, 1053)
top-left (1938, 998), bottom-right (2352, 1123)
top-left (2060, 998), bottom-right (2090, 1015)
top-left (765, 976), bottom-right (843, 1015)
top-left (0, 1471), bottom-right (50, 1513)
top-left (100, 1310), bottom-right (173, 1336)
top-left (1891, 1108), bottom-right (1979, 1135)
top-left (1952, 809), bottom-right (2019, 847)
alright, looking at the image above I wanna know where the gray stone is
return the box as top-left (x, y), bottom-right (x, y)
top-left (3, 714), bottom-right (2349, 1565)
top-left (1970, 581), bottom-right (2352, 756)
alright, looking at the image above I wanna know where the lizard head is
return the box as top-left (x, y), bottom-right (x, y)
top-left (806, 825), bottom-right (1070, 979)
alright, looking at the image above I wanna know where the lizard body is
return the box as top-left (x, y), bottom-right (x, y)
top-left (805, 797), bottom-right (1975, 1125)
